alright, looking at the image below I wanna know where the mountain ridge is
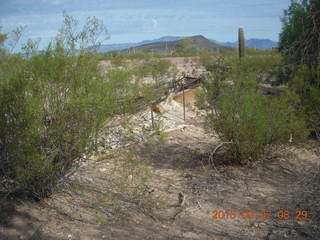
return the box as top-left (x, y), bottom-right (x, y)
top-left (99, 36), bottom-right (278, 53)
top-left (99, 36), bottom-right (182, 52)
top-left (213, 38), bottom-right (278, 50)
top-left (120, 35), bottom-right (229, 54)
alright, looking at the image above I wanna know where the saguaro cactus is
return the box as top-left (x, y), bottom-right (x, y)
top-left (238, 27), bottom-right (245, 58)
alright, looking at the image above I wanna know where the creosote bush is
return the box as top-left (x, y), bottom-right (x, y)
top-left (110, 54), bottom-right (128, 67)
top-left (0, 43), bottom-right (109, 198)
top-left (0, 14), bottom-right (161, 199)
top-left (198, 57), bottom-right (308, 162)
top-left (289, 65), bottom-right (320, 138)
top-left (174, 38), bottom-right (200, 56)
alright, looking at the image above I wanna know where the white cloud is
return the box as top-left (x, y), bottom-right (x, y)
top-left (1, 0), bottom-right (290, 48)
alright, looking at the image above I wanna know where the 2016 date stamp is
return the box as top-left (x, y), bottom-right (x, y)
top-left (211, 210), bottom-right (308, 221)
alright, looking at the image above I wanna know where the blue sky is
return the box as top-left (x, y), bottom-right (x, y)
top-left (0, 0), bottom-right (291, 50)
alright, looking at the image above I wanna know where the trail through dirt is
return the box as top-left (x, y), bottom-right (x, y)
top-left (1, 58), bottom-right (319, 240)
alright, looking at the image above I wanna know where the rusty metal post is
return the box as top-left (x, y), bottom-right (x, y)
top-left (182, 83), bottom-right (186, 121)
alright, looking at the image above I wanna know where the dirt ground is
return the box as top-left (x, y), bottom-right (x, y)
top-left (1, 58), bottom-right (320, 240)
top-left (100, 56), bottom-right (206, 81)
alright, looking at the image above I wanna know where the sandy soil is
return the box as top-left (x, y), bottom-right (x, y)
top-left (1, 86), bottom-right (319, 240)
top-left (100, 56), bottom-right (206, 80)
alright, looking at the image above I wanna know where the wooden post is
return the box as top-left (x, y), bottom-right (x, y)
top-left (151, 106), bottom-right (154, 129)
top-left (182, 83), bottom-right (186, 121)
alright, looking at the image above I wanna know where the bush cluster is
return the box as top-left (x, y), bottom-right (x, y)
top-left (197, 56), bottom-right (308, 162)
top-left (278, 0), bottom-right (320, 138)
top-left (0, 43), bottom-right (112, 197)
top-left (289, 65), bottom-right (320, 138)
top-left (0, 15), bottom-right (162, 198)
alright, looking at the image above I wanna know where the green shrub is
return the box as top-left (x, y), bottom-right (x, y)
top-left (200, 53), bottom-right (283, 85)
top-left (199, 51), bottom-right (214, 69)
top-left (111, 54), bottom-right (128, 67)
top-left (106, 50), bottom-right (121, 58)
top-left (126, 51), bottom-right (153, 60)
top-left (0, 43), bottom-right (113, 198)
top-left (132, 58), bottom-right (173, 83)
top-left (277, 0), bottom-right (320, 139)
top-left (198, 58), bottom-right (308, 162)
top-left (174, 38), bottom-right (200, 56)
top-left (0, 14), bottom-right (160, 198)
top-left (279, 0), bottom-right (320, 68)
top-left (290, 65), bottom-right (320, 138)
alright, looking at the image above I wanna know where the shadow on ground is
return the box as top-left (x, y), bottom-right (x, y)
top-left (0, 137), bottom-right (319, 240)
top-left (0, 193), bottom-right (62, 240)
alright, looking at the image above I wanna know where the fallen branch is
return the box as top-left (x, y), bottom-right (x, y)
top-left (196, 200), bottom-right (202, 209)
top-left (208, 141), bottom-right (233, 167)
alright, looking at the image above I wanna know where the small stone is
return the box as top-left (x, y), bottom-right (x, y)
top-left (81, 162), bottom-right (88, 167)
top-left (259, 222), bottom-right (266, 227)
top-left (86, 177), bottom-right (93, 183)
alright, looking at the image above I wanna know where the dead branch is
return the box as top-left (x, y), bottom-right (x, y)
top-left (208, 141), bottom-right (233, 167)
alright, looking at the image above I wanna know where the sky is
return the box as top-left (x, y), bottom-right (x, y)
top-left (0, 0), bottom-right (292, 51)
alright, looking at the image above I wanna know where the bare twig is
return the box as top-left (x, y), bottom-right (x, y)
top-left (208, 141), bottom-right (233, 167)
top-left (196, 200), bottom-right (202, 209)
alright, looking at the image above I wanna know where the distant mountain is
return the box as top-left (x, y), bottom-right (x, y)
top-left (99, 36), bottom-right (278, 53)
top-left (99, 43), bottom-right (136, 52)
top-left (99, 36), bottom-right (182, 52)
top-left (214, 38), bottom-right (278, 50)
top-left (121, 35), bottom-right (229, 54)
top-left (138, 36), bottom-right (182, 46)
top-left (188, 35), bottom-right (230, 51)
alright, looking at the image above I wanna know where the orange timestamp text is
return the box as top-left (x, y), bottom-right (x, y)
top-left (211, 210), bottom-right (308, 221)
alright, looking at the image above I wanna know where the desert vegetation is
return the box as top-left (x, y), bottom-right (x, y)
top-left (0, 1), bottom-right (319, 239)
top-left (0, 13), bottom-right (170, 199)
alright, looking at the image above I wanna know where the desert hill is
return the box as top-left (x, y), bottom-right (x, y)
top-left (99, 36), bottom-right (278, 53)
top-left (120, 35), bottom-right (230, 54)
